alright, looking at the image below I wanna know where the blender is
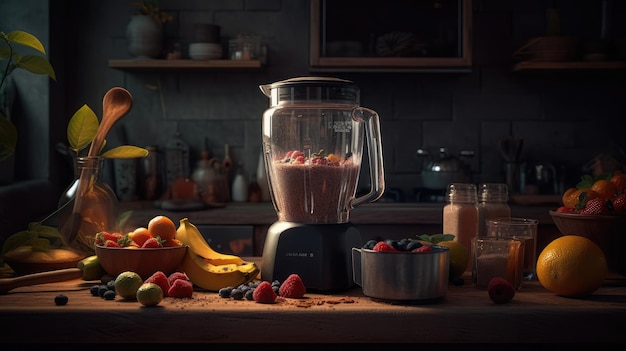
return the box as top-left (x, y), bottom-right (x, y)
top-left (259, 77), bottom-right (385, 292)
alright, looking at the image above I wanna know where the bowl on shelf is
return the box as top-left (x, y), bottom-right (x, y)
top-left (95, 245), bottom-right (187, 280)
top-left (189, 42), bottom-right (222, 60)
top-left (549, 210), bottom-right (626, 274)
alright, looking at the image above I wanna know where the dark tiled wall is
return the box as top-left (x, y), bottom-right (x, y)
top-left (16, 0), bottom-right (626, 201)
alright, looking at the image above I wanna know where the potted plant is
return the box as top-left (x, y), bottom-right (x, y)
top-left (0, 30), bottom-right (56, 182)
top-left (127, 0), bottom-right (173, 58)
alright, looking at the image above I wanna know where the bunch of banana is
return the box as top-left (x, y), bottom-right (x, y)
top-left (176, 218), bottom-right (260, 291)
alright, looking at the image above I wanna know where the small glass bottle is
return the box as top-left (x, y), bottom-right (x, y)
top-left (477, 183), bottom-right (511, 237)
top-left (57, 156), bottom-right (118, 255)
top-left (442, 183), bottom-right (478, 272)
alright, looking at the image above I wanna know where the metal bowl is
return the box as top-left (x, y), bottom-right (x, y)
top-left (352, 246), bottom-right (449, 303)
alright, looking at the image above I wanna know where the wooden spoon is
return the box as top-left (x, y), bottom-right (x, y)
top-left (88, 87), bottom-right (134, 157)
top-left (65, 87), bottom-right (134, 243)
top-left (0, 268), bottom-right (83, 294)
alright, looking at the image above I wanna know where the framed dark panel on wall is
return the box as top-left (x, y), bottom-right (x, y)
top-left (310, 0), bottom-right (473, 71)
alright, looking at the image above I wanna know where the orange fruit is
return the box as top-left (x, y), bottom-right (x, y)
top-left (610, 173), bottom-right (626, 193)
top-left (163, 238), bottom-right (183, 247)
top-left (561, 188), bottom-right (598, 208)
top-left (437, 240), bottom-right (468, 278)
top-left (129, 227), bottom-right (153, 247)
top-left (590, 179), bottom-right (618, 200)
top-left (147, 215), bottom-right (177, 241)
top-left (536, 235), bottom-right (607, 297)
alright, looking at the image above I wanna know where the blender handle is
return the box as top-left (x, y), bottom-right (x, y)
top-left (350, 107), bottom-right (385, 209)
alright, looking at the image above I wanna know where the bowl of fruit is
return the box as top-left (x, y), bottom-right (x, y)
top-left (352, 238), bottom-right (449, 303)
top-left (94, 216), bottom-right (188, 279)
top-left (550, 172), bottom-right (626, 274)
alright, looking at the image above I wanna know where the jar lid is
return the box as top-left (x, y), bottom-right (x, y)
top-left (260, 77), bottom-right (360, 106)
top-left (479, 183), bottom-right (509, 202)
top-left (446, 183), bottom-right (477, 203)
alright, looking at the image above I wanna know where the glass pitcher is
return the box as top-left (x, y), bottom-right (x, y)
top-left (260, 77), bottom-right (385, 224)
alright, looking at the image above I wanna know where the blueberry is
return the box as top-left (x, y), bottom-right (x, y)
top-left (218, 287), bottom-right (233, 298)
top-left (230, 289), bottom-right (244, 300)
top-left (397, 238), bottom-right (411, 251)
top-left (363, 239), bottom-right (378, 250)
top-left (451, 276), bottom-right (465, 286)
top-left (406, 241), bottom-right (422, 251)
top-left (272, 285), bottom-right (280, 296)
top-left (271, 280), bottom-right (281, 287)
top-left (98, 285), bottom-right (109, 297)
top-left (103, 290), bottom-right (116, 300)
top-left (89, 285), bottom-right (100, 296)
top-left (55, 294), bottom-right (68, 306)
top-left (245, 289), bottom-right (255, 300)
top-left (106, 280), bottom-right (116, 291)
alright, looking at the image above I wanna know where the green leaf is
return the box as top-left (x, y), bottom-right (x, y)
top-left (15, 55), bottom-right (56, 80)
top-left (6, 30), bottom-right (46, 55)
top-left (101, 145), bottom-right (149, 158)
top-left (67, 104), bottom-right (99, 153)
top-left (116, 210), bottom-right (133, 231)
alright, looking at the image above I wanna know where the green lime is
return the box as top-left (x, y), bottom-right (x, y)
top-left (136, 283), bottom-right (164, 307)
top-left (114, 271), bottom-right (143, 300)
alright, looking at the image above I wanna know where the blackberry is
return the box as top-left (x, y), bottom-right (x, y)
top-left (89, 285), bottom-right (100, 296)
top-left (218, 287), bottom-right (234, 298)
top-left (230, 289), bottom-right (244, 300)
top-left (54, 294), bottom-right (68, 306)
top-left (103, 290), bottom-right (116, 300)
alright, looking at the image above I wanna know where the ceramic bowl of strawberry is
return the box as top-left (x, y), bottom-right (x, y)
top-left (95, 244), bottom-right (188, 280)
top-left (549, 210), bottom-right (626, 275)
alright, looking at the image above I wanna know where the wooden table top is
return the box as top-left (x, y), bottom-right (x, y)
top-left (1, 270), bottom-right (625, 344)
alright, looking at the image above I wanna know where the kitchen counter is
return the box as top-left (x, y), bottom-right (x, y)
top-left (1, 263), bottom-right (625, 344)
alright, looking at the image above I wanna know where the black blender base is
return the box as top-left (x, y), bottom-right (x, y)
top-left (261, 222), bottom-right (362, 292)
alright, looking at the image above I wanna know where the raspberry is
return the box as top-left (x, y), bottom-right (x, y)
top-left (279, 274), bottom-right (306, 299)
top-left (168, 279), bottom-right (193, 298)
top-left (145, 271), bottom-right (171, 297)
top-left (167, 271), bottom-right (189, 286)
top-left (253, 281), bottom-right (277, 304)
top-left (372, 241), bottom-right (398, 252)
top-left (412, 245), bottom-right (432, 253)
top-left (487, 277), bottom-right (515, 304)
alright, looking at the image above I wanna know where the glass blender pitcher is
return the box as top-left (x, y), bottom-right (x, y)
top-left (259, 77), bottom-right (385, 291)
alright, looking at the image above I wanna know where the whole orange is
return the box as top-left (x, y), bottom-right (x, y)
top-left (148, 215), bottom-right (177, 241)
top-left (129, 227), bottom-right (153, 247)
top-left (561, 188), bottom-right (598, 208)
top-left (536, 235), bottom-right (607, 297)
top-left (591, 179), bottom-right (618, 200)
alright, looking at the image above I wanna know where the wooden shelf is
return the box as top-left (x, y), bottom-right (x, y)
top-left (513, 60), bottom-right (626, 71)
top-left (108, 59), bottom-right (262, 72)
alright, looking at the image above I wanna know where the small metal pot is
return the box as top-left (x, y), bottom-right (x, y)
top-left (352, 246), bottom-right (449, 302)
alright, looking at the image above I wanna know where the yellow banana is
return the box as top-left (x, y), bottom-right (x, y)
top-left (181, 249), bottom-right (260, 291)
top-left (176, 218), bottom-right (244, 265)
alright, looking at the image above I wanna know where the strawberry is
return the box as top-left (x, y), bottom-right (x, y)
top-left (412, 245), bottom-right (432, 253)
top-left (95, 231), bottom-right (124, 246)
top-left (104, 239), bottom-right (120, 247)
top-left (167, 271), bottom-right (189, 286)
top-left (278, 274), bottom-right (306, 298)
top-left (556, 206), bottom-right (575, 214)
top-left (372, 241), bottom-right (399, 252)
top-left (168, 279), bottom-right (193, 298)
top-left (252, 281), bottom-right (277, 304)
top-left (579, 197), bottom-right (611, 215)
top-left (145, 271), bottom-right (171, 297)
top-left (141, 236), bottom-right (165, 248)
top-left (612, 193), bottom-right (626, 214)
top-left (487, 277), bottom-right (515, 304)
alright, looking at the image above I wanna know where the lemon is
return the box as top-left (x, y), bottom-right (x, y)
top-left (136, 283), bottom-right (164, 307)
top-left (114, 271), bottom-right (143, 300)
top-left (437, 241), bottom-right (469, 279)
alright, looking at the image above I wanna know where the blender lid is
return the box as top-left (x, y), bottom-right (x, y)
top-left (260, 76), bottom-right (359, 105)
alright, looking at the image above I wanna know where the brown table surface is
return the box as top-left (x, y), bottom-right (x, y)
top-left (1, 260), bottom-right (625, 344)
